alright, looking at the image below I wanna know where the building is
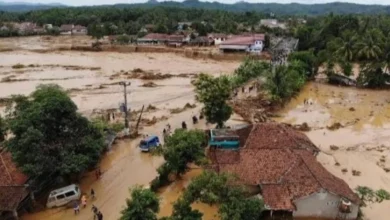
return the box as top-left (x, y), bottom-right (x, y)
top-left (189, 36), bottom-right (212, 46)
top-left (209, 123), bottom-right (360, 220)
top-left (219, 34), bottom-right (265, 54)
top-left (72, 25), bottom-right (87, 35)
top-left (260, 19), bottom-right (287, 29)
top-left (60, 24), bottom-right (74, 35)
top-left (167, 34), bottom-right (187, 47)
top-left (207, 33), bottom-right (227, 45)
top-left (137, 33), bottom-right (169, 45)
top-left (0, 150), bottom-right (32, 220)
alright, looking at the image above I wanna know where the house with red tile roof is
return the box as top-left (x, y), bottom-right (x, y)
top-left (72, 25), bottom-right (87, 35)
top-left (219, 34), bottom-right (265, 54)
top-left (209, 123), bottom-right (360, 220)
top-left (0, 149), bottom-right (31, 220)
top-left (60, 24), bottom-right (74, 35)
top-left (137, 33), bottom-right (169, 45)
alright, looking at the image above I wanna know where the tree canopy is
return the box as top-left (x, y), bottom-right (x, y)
top-left (5, 84), bottom-right (104, 179)
top-left (120, 186), bottom-right (160, 220)
top-left (194, 74), bottom-right (232, 128)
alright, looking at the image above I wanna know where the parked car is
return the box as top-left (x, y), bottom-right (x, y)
top-left (139, 135), bottom-right (160, 152)
top-left (46, 184), bottom-right (81, 208)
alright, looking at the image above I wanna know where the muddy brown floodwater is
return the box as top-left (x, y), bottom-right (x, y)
top-left (275, 82), bottom-right (390, 220)
top-left (3, 37), bottom-right (390, 220)
top-left (0, 41), bottom-right (240, 220)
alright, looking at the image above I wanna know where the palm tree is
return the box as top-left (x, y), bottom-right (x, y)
top-left (356, 29), bottom-right (384, 61)
top-left (336, 31), bottom-right (358, 61)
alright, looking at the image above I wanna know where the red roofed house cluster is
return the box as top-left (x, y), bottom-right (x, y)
top-left (209, 123), bottom-right (360, 220)
top-left (0, 149), bottom-right (31, 220)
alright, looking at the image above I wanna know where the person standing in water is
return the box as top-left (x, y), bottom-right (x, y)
top-left (73, 201), bottom-right (80, 215)
top-left (91, 188), bottom-right (95, 199)
top-left (81, 195), bottom-right (87, 208)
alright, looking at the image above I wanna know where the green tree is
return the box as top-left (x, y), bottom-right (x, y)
top-left (375, 189), bottom-right (390, 203)
top-left (120, 186), bottom-right (160, 220)
top-left (194, 74), bottom-right (232, 128)
top-left (170, 198), bottom-right (203, 220)
top-left (264, 65), bottom-right (306, 102)
top-left (335, 30), bottom-right (358, 61)
top-left (288, 50), bottom-right (318, 78)
top-left (182, 171), bottom-right (265, 220)
top-left (233, 58), bottom-right (269, 87)
top-left (163, 129), bottom-right (206, 176)
top-left (88, 23), bottom-right (105, 41)
top-left (6, 84), bottom-right (104, 179)
top-left (356, 29), bottom-right (383, 60)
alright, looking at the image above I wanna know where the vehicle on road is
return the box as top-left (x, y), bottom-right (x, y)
top-left (139, 135), bottom-right (161, 152)
top-left (46, 184), bottom-right (81, 208)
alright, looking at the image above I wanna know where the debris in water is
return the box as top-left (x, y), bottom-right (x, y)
top-left (335, 162), bottom-right (340, 166)
top-left (291, 122), bottom-right (311, 132)
top-left (352, 170), bottom-right (361, 176)
top-left (341, 168), bottom-right (348, 173)
top-left (146, 104), bottom-right (158, 111)
top-left (327, 122), bottom-right (343, 131)
top-left (141, 82), bottom-right (158, 87)
top-left (349, 107), bottom-right (356, 111)
top-left (169, 103), bottom-right (196, 114)
top-left (330, 145), bottom-right (340, 151)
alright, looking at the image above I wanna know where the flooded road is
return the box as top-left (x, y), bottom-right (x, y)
top-left (276, 82), bottom-right (390, 220)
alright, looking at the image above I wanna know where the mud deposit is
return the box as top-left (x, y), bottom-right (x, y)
top-left (275, 82), bottom-right (390, 220)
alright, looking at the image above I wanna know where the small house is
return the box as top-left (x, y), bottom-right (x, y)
top-left (219, 34), bottom-right (265, 54)
top-left (60, 24), bottom-right (74, 35)
top-left (207, 33), bottom-right (227, 45)
top-left (72, 25), bottom-right (87, 35)
top-left (177, 22), bottom-right (192, 31)
top-left (167, 34), bottom-right (186, 47)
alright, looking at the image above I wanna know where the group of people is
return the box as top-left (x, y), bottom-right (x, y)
top-left (73, 189), bottom-right (101, 219)
top-left (162, 112), bottom-right (204, 140)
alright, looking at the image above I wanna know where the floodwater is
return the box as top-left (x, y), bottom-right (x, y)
top-left (3, 37), bottom-right (390, 220)
top-left (0, 43), bottom-right (240, 220)
top-left (275, 82), bottom-right (390, 220)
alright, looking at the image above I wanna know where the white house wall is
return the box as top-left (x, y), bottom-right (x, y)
top-left (293, 191), bottom-right (358, 220)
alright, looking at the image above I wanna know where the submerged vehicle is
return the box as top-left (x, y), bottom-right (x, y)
top-left (139, 135), bottom-right (161, 152)
top-left (46, 184), bottom-right (81, 208)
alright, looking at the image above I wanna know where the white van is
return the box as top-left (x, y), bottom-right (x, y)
top-left (46, 184), bottom-right (81, 208)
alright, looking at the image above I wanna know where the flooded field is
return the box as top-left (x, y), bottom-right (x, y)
top-left (276, 82), bottom-right (390, 220)
top-left (1, 36), bottom-right (390, 220)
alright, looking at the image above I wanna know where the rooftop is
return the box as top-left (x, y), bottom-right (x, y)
top-left (0, 150), bottom-right (28, 186)
top-left (0, 185), bottom-right (29, 211)
top-left (220, 34), bottom-right (265, 46)
top-left (209, 123), bottom-right (359, 211)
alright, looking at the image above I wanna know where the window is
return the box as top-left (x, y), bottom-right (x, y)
top-left (56, 194), bottom-right (65, 200)
top-left (65, 191), bottom-right (76, 197)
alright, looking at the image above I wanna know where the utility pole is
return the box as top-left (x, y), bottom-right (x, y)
top-left (119, 81), bottom-right (131, 130)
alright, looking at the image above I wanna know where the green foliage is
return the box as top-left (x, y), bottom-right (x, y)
top-left (163, 129), bottom-right (206, 176)
top-left (264, 65), bottom-right (306, 102)
top-left (182, 171), bottom-right (265, 220)
top-left (288, 50), bottom-right (318, 78)
top-left (6, 84), bottom-right (104, 179)
top-left (0, 115), bottom-right (6, 142)
top-left (116, 35), bottom-right (131, 45)
top-left (88, 23), bottom-right (105, 40)
top-left (194, 74), bottom-right (232, 128)
top-left (92, 118), bottom-right (125, 133)
top-left (357, 63), bottom-right (389, 88)
top-left (375, 189), bottom-right (390, 203)
top-left (232, 58), bottom-right (270, 87)
top-left (120, 186), bottom-right (160, 220)
top-left (169, 198), bottom-right (203, 220)
top-left (150, 130), bottom-right (206, 191)
top-left (355, 186), bottom-right (375, 203)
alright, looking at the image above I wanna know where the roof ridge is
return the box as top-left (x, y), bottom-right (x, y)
top-left (278, 150), bottom-right (303, 183)
top-left (297, 153), bottom-right (324, 190)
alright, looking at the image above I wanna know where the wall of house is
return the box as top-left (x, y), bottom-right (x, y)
top-left (214, 38), bottom-right (225, 45)
top-left (293, 191), bottom-right (359, 220)
top-left (247, 40), bottom-right (264, 54)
